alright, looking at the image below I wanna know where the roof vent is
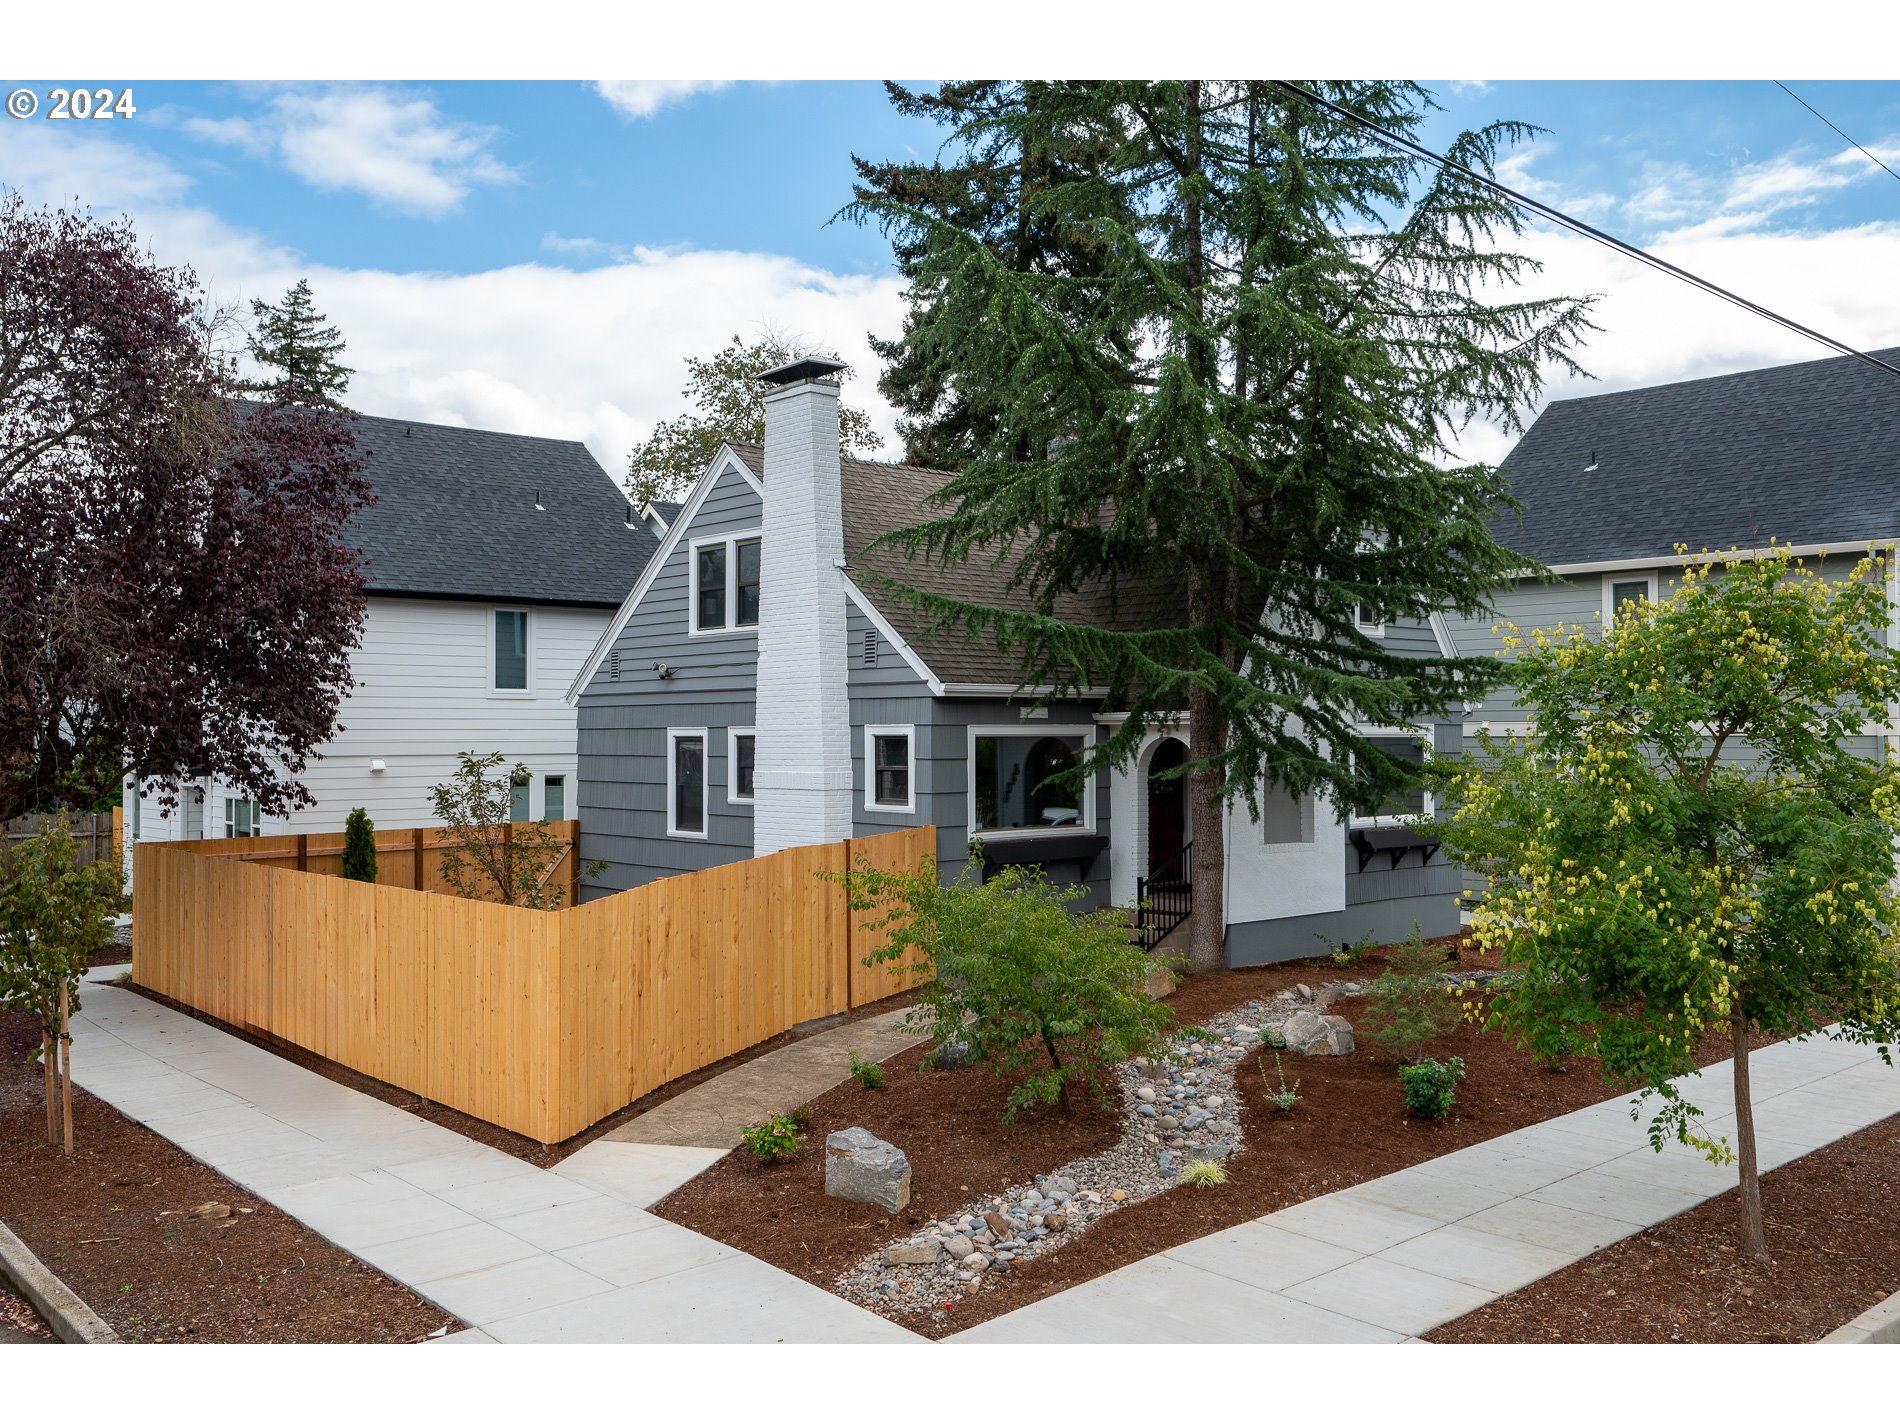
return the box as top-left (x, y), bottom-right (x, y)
top-left (756, 354), bottom-right (847, 387)
top-left (1583, 449), bottom-right (1599, 473)
top-left (625, 500), bottom-right (637, 529)
top-left (534, 488), bottom-right (546, 512)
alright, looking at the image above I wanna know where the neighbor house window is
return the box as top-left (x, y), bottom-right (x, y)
top-left (493, 609), bottom-right (529, 690)
top-left (1355, 601), bottom-right (1386, 638)
top-left (970, 728), bottom-right (1091, 834)
top-left (728, 729), bottom-right (756, 804)
top-left (866, 725), bottom-right (915, 813)
top-left (669, 729), bottom-right (708, 836)
top-left (543, 774), bottom-right (565, 821)
top-left (690, 532), bottom-right (763, 634)
top-left (223, 796), bottom-right (260, 839)
top-left (1349, 729), bottom-right (1433, 827)
top-left (509, 771), bottom-right (530, 823)
top-left (1604, 573), bottom-right (1656, 630)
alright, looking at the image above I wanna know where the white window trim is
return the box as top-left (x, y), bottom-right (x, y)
top-left (543, 773), bottom-right (566, 822)
top-left (1355, 603), bottom-right (1387, 640)
top-left (687, 529), bottom-right (763, 638)
top-left (489, 607), bottom-right (534, 697)
top-left (1348, 725), bottom-right (1436, 829)
top-left (666, 727), bottom-right (710, 839)
top-left (1602, 571), bottom-right (1657, 631)
top-left (966, 723), bottom-right (1097, 841)
top-left (864, 724), bottom-right (916, 814)
top-left (727, 726), bottom-right (756, 806)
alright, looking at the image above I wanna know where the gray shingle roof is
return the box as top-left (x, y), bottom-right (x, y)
top-left (348, 412), bottom-right (657, 606)
top-left (1496, 347), bottom-right (1900, 567)
top-left (728, 442), bottom-right (1173, 686)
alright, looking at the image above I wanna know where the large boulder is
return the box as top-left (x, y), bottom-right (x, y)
top-left (824, 1127), bottom-right (912, 1213)
top-left (1281, 1010), bottom-right (1356, 1057)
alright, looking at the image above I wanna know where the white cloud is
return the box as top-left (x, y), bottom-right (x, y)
top-left (183, 85), bottom-right (516, 217)
top-left (592, 81), bottom-right (731, 119)
top-left (0, 120), bottom-right (905, 477)
top-left (1447, 81), bottom-right (1494, 97)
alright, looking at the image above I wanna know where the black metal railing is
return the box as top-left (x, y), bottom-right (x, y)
top-left (1135, 840), bottom-right (1192, 951)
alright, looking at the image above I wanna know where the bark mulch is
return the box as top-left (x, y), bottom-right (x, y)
top-left (1426, 1112), bottom-right (1900, 1343)
top-left (124, 978), bottom-right (921, 1167)
top-left (0, 1007), bottom-right (458, 1344)
top-left (655, 938), bottom-right (1767, 1340)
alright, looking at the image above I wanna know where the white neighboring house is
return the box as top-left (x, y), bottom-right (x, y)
top-left (126, 412), bottom-right (658, 874)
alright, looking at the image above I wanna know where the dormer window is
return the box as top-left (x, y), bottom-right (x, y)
top-left (690, 533), bottom-right (762, 634)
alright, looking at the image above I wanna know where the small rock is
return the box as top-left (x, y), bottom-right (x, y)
top-left (188, 1202), bottom-right (231, 1221)
top-left (945, 1234), bottom-right (975, 1259)
top-left (1136, 1085), bottom-right (1156, 1104)
top-left (1110, 1188), bottom-right (1128, 1202)
top-left (1281, 1009), bottom-right (1355, 1057)
top-left (1296, 983), bottom-right (1314, 1000)
top-left (1043, 1212), bottom-right (1068, 1232)
top-left (967, 1254), bottom-right (991, 1272)
top-left (983, 1210), bottom-right (1010, 1237)
top-left (1158, 1115), bottom-right (1179, 1131)
top-left (929, 1037), bottom-right (977, 1070)
top-left (885, 1242), bottom-right (941, 1266)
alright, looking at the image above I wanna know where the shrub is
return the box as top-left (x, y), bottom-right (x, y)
top-left (1266, 1054), bottom-right (1302, 1112)
top-left (1361, 929), bottom-right (1459, 1063)
top-left (1397, 1056), bottom-right (1464, 1120)
top-left (833, 849), bottom-right (1178, 1119)
top-left (740, 1113), bottom-right (801, 1163)
top-left (340, 807), bottom-right (377, 883)
top-left (1260, 1026), bottom-right (1286, 1050)
top-left (848, 1051), bottom-right (887, 1090)
top-left (787, 1105), bottom-right (813, 1130)
top-left (1329, 931), bottom-right (1376, 970)
top-left (1179, 1157), bottom-right (1228, 1188)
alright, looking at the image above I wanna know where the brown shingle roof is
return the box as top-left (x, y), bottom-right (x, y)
top-left (726, 442), bottom-right (1173, 688)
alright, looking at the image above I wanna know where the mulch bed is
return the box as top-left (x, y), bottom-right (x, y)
top-left (654, 937), bottom-right (1767, 1340)
top-left (0, 1007), bottom-right (458, 1344)
top-left (125, 976), bottom-right (921, 1167)
top-left (1426, 1112), bottom-right (1900, 1343)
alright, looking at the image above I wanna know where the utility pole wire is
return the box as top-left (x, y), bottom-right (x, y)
top-left (1772, 80), bottom-right (1900, 188)
top-left (1267, 80), bottom-right (1900, 384)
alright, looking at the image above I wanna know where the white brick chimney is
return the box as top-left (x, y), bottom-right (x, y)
top-left (753, 356), bottom-right (854, 855)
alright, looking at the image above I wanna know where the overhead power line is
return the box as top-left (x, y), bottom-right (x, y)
top-left (1772, 80), bottom-right (1900, 189)
top-left (1266, 79), bottom-right (1900, 384)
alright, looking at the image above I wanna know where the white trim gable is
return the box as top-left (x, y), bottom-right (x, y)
top-left (843, 575), bottom-right (945, 696)
top-left (566, 443), bottom-right (765, 702)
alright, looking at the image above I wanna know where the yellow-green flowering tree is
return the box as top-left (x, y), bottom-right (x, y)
top-left (1441, 546), bottom-right (1900, 1259)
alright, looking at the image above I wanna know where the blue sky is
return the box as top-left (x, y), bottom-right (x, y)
top-left (4, 78), bottom-right (1898, 472)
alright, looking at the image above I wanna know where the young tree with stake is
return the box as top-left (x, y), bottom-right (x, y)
top-left (1441, 547), bottom-right (1900, 1259)
top-left (850, 81), bottom-right (1595, 971)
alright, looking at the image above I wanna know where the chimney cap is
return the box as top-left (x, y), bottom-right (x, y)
top-left (757, 354), bottom-right (847, 387)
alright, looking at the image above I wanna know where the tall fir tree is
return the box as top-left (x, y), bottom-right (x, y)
top-left (247, 278), bottom-right (353, 407)
top-left (850, 81), bottom-right (1598, 972)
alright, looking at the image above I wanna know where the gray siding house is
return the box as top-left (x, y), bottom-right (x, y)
top-left (1452, 345), bottom-right (1900, 769)
top-left (569, 360), bottom-right (1464, 966)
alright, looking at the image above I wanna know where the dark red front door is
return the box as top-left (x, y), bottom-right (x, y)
top-left (1147, 738), bottom-right (1187, 876)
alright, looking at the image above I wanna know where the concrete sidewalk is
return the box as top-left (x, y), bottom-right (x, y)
top-left (949, 1032), bottom-right (1900, 1343)
top-left (66, 978), bottom-right (915, 1344)
top-left (605, 1005), bottom-right (925, 1149)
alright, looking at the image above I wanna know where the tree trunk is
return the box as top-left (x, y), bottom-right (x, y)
top-left (42, 1029), bottom-right (58, 1146)
top-left (60, 983), bottom-right (74, 1156)
top-left (1186, 682), bottom-right (1227, 974)
top-left (1040, 1026), bottom-right (1071, 1113)
top-left (1731, 1004), bottom-right (1767, 1260)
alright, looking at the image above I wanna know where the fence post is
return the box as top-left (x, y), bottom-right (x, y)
top-left (569, 823), bottom-right (580, 909)
top-left (413, 827), bottom-right (425, 891)
top-left (295, 833), bottom-right (308, 874)
top-left (502, 821), bottom-right (514, 902)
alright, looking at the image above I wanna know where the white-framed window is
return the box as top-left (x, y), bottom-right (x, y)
top-left (689, 531), bottom-right (763, 635)
top-left (1602, 572), bottom-right (1656, 631)
top-left (967, 725), bottom-right (1095, 838)
top-left (1348, 726), bottom-right (1435, 828)
top-left (667, 728), bottom-right (709, 838)
top-left (508, 769), bottom-right (530, 823)
top-left (728, 727), bottom-right (756, 805)
top-left (865, 724), bottom-right (915, 813)
top-left (1355, 601), bottom-right (1387, 639)
top-left (543, 774), bottom-right (565, 822)
top-left (223, 796), bottom-right (261, 839)
top-left (492, 608), bottom-right (531, 692)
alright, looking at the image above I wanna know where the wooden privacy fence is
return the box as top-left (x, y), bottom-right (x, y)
top-left (169, 820), bottom-right (583, 909)
top-left (3, 809), bottom-right (122, 873)
top-left (133, 824), bottom-right (935, 1143)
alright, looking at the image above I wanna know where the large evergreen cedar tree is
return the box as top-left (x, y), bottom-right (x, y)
top-left (0, 197), bottom-right (371, 821)
top-left (848, 81), bottom-right (1597, 971)
top-left (1441, 549), bottom-right (1900, 1259)
top-left (625, 333), bottom-right (885, 508)
top-left (246, 277), bottom-right (354, 408)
